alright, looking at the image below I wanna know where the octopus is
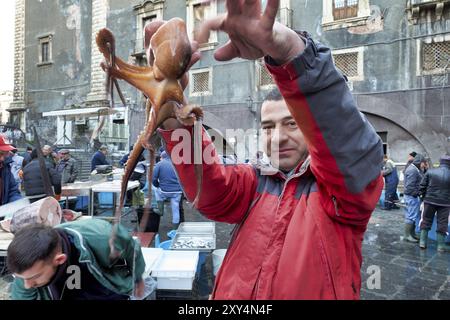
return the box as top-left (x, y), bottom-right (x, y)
top-left (96, 18), bottom-right (203, 258)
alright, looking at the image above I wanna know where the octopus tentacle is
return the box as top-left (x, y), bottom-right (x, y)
top-left (98, 18), bottom-right (204, 258)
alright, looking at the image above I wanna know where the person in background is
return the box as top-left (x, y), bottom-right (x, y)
top-left (42, 145), bottom-right (56, 169)
top-left (9, 145), bottom-right (24, 189)
top-left (418, 154), bottom-right (450, 252)
top-left (403, 154), bottom-right (428, 243)
top-left (403, 151), bottom-right (417, 174)
top-left (152, 151), bottom-right (183, 229)
top-left (0, 136), bottom-right (22, 205)
top-left (91, 145), bottom-right (110, 172)
top-left (119, 145), bottom-right (134, 167)
top-left (56, 149), bottom-right (78, 184)
top-left (23, 149), bottom-right (62, 203)
top-left (382, 154), bottom-right (400, 210)
top-left (21, 146), bottom-right (33, 167)
top-left (7, 220), bottom-right (145, 300)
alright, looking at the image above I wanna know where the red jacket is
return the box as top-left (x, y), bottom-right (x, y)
top-left (159, 33), bottom-right (383, 299)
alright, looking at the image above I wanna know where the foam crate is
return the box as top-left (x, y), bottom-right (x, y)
top-left (151, 250), bottom-right (199, 290)
top-left (170, 233), bottom-right (216, 252)
top-left (141, 248), bottom-right (164, 278)
top-left (177, 222), bottom-right (215, 234)
top-left (155, 289), bottom-right (195, 300)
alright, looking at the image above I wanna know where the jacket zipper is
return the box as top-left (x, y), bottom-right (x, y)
top-left (252, 267), bottom-right (262, 299)
top-left (276, 157), bottom-right (311, 208)
top-left (332, 196), bottom-right (340, 217)
top-left (317, 233), bottom-right (339, 298)
top-left (64, 227), bottom-right (123, 294)
top-left (47, 287), bottom-right (54, 300)
top-left (228, 193), bottom-right (262, 247)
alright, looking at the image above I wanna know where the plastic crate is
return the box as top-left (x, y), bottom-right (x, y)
top-left (158, 240), bottom-right (172, 250)
top-left (177, 222), bottom-right (215, 234)
top-left (170, 233), bottom-right (216, 252)
top-left (141, 248), bottom-right (164, 278)
top-left (75, 196), bottom-right (89, 211)
top-left (98, 192), bottom-right (114, 208)
top-left (151, 250), bottom-right (199, 290)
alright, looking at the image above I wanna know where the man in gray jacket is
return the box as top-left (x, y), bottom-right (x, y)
top-left (419, 155), bottom-right (450, 252)
top-left (56, 149), bottom-right (78, 184)
top-left (403, 154), bottom-right (427, 242)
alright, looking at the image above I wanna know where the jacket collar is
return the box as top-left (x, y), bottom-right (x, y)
top-left (256, 155), bottom-right (312, 180)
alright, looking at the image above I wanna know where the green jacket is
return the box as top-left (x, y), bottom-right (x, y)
top-left (10, 218), bottom-right (145, 300)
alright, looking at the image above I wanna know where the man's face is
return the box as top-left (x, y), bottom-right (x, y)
top-left (61, 153), bottom-right (70, 160)
top-left (42, 147), bottom-right (51, 156)
top-left (261, 99), bottom-right (308, 172)
top-left (408, 155), bottom-right (414, 162)
top-left (14, 254), bottom-right (67, 289)
top-left (420, 162), bottom-right (428, 171)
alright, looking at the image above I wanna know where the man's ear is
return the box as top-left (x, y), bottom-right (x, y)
top-left (53, 254), bottom-right (67, 266)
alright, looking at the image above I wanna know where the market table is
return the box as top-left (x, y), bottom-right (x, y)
top-left (90, 180), bottom-right (140, 216)
top-left (61, 181), bottom-right (104, 216)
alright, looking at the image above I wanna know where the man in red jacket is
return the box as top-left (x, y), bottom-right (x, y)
top-left (156, 0), bottom-right (383, 299)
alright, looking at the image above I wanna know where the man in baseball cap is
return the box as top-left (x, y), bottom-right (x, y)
top-left (0, 135), bottom-right (22, 205)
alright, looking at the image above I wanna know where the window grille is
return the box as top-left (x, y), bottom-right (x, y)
top-left (192, 71), bottom-right (210, 94)
top-left (333, 52), bottom-right (359, 78)
top-left (422, 40), bottom-right (450, 73)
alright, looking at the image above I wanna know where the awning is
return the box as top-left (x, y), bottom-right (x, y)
top-left (42, 107), bottom-right (118, 119)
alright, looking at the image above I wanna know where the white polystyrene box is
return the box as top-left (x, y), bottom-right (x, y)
top-left (141, 248), bottom-right (164, 278)
top-left (151, 250), bottom-right (199, 290)
top-left (177, 222), bottom-right (216, 234)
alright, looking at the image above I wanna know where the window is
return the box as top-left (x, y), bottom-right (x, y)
top-left (332, 47), bottom-right (364, 81)
top-left (377, 131), bottom-right (388, 155)
top-left (322, 0), bottom-right (371, 31)
top-left (421, 40), bottom-right (450, 75)
top-left (143, 15), bottom-right (157, 28)
top-left (333, 52), bottom-right (358, 77)
top-left (187, 0), bottom-right (217, 50)
top-left (256, 59), bottom-right (275, 89)
top-left (189, 68), bottom-right (212, 96)
top-left (41, 42), bottom-right (49, 62)
top-left (133, 1), bottom-right (164, 55)
top-left (260, 0), bottom-right (292, 27)
top-left (333, 0), bottom-right (358, 20)
top-left (193, 3), bottom-right (206, 39)
top-left (38, 35), bottom-right (53, 65)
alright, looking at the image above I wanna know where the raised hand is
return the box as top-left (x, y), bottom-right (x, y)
top-left (195, 0), bottom-right (304, 65)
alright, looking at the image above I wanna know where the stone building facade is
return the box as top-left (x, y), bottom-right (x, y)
top-left (11, 0), bottom-right (450, 162)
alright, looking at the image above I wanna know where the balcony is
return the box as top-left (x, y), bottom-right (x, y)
top-left (407, 0), bottom-right (450, 23)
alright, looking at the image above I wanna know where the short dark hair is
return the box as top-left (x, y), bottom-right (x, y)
top-left (26, 146), bottom-right (33, 151)
top-left (7, 224), bottom-right (61, 274)
top-left (30, 149), bottom-right (38, 159)
top-left (263, 87), bottom-right (283, 102)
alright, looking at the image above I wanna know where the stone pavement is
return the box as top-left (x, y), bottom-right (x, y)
top-left (360, 206), bottom-right (449, 300)
top-left (0, 201), bottom-right (448, 300)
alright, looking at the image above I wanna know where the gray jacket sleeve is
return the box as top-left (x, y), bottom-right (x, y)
top-left (419, 173), bottom-right (429, 199)
top-left (382, 161), bottom-right (394, 176)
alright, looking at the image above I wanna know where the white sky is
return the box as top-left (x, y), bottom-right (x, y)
top-left (0, 0), bottom-right (15, 92)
